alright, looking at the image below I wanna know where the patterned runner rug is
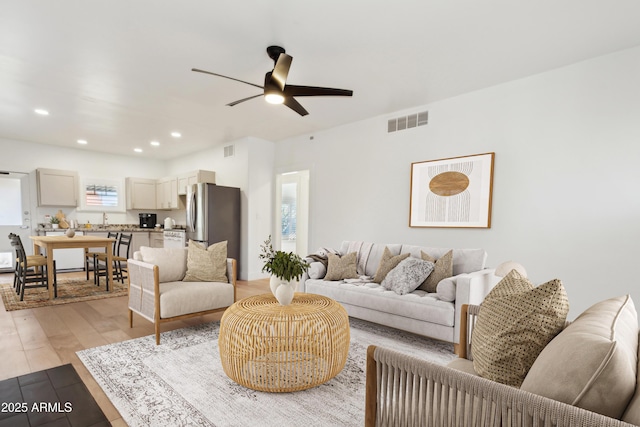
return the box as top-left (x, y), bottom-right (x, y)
top-left (0, 277), bottom-right (128, 311)
top-left (77, 318), bottom-right (456, 427)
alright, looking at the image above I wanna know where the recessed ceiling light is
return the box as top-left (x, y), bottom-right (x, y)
top-left (34, 109), bottom-right (49, 116)
top-left (134, 148), bottom-right (143, 153)
top-left (77, 139), bottom-right (88, 145)
top-left (150, 141), bottom-right (160, 146)
top-left (171, 132), bottom-right (181, 138)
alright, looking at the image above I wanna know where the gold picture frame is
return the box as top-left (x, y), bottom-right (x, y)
top-left (409, 152), bottom-right (495, 228)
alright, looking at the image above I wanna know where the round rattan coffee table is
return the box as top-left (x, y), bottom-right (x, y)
top-left (218, 292), bottom-right (350, 392)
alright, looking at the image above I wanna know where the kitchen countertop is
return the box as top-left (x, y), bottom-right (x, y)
top-left (37, 225), bottom-right (186, 233)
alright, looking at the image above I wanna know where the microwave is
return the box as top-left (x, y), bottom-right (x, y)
top-left (139, 213), bottom-right (157, 228)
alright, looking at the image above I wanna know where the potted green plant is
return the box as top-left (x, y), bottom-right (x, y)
top-left (259, 235), bottom-right (309, 305)
top-left (50, 216), bottom-right (60, 229)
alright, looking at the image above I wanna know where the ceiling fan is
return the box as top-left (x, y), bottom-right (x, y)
top-left (192, 46), bottom-right (353, 116)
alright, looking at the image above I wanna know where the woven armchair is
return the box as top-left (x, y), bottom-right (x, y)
top-left (128, 257), bottom-right (237, 344)
top-left (364, 304), bottom-right (638, 427)
top-left (365, 345), bottom-right (636, 426)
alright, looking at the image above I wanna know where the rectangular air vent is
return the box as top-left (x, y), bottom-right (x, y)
top-left (388, 110), bottom-right (428, 133)
top-left (224, 144), bottom-right (235, 158)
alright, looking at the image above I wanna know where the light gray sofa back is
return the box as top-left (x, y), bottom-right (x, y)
top-left (339, 241), bottom-right (487, 277)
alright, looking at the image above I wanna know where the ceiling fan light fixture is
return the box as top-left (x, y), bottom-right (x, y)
top-left (265, 93), bottom-right (285, 105)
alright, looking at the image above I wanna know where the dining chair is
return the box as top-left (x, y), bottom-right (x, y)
top-left (94, 232), bottom-right (131, 289)
top-left (9, 233), bottom-right (57, 301)
top-left (86, 231), bottom-right (119, 282)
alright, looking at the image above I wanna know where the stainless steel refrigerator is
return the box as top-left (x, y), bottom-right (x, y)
top-left (186, 183), bottom-right (241, 271)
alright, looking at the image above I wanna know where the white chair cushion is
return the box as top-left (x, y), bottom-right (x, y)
top-left (139, 246), bottom-right (188, 283)
top-left (159, 281), bottom-right (234, 319)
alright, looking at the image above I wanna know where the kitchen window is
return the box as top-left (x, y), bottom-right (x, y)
top-left (79, 178), bottom-right (126, 212)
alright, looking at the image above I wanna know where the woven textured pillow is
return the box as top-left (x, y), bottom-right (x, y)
top-left (472, 269), bottom-right (569, 387)
top-left (183, 240), bottom-right (228, 282)
top-left (418, 250), bottom-right (453, 293)
top-left (325, 252), bottom-right (358, 281)
top-left (381, 257), bottom-right (434, 295)
top-left (373, 247), bottom-right (410, 283)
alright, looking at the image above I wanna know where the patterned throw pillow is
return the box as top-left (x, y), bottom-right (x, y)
top-left (373, 247), bottom-right (410, 283)
top-left (381, 257), bottom-right (434, 295)
top-left (418, 250), bottom-right (453, 293)
top-left (183, 240), bottom-right (228, 282)
top-left (325, 252), bottom-right (359, 281)
top-left (472, 270), bottom-right (569, 387)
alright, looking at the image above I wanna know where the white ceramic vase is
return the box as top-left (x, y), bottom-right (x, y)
top-left (270, 275), bottom-right (296, 306)
top-left (65, 228), bottom-right (75, 238)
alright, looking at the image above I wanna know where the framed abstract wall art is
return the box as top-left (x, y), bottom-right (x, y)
top-left (409, 152), bottom-right (494, 228)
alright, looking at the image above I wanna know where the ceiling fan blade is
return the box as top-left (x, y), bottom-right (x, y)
top-left (284, 84), bottom-right (353, 97)
top-left (226, 94), bottom-right (263, 107)
top-left (191, 68), bottom-right (264, 90)
top-left (283, 97), bottom-right (309, 116)
top-left (271, 53), bottom-right (292, 91)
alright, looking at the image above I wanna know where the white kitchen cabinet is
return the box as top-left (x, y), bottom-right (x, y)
top-left (130, 231), bottom-right (150, 254)
top-left (156, 177), bottom-right (179, 210)
top-left (177, 170), bottom-right (216, 195)
top-left (126, 177), bottom-right (157, 210)
top-left (36, 168), bottom-right (79, 207)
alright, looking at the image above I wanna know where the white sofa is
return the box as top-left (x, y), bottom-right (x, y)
top-left (301, 241), bottom-right (499, 353)
top-left (128, 246), bottom-right (236, 344)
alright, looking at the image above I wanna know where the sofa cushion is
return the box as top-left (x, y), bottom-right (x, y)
top-left (419, 250), bottom-right (453, 293)
top-left (304, 279), bottom-right (455, 327)
top-left (139, 246), bottom-right (187, 282)
top-left (400, 245), bottom-right (486, 275)
top-left (159, 281), bottom-right (234, 318)
top-left (373, 247), bottom-right (409, 283)
top-left (382, 257), bottom-right (434, 295)
top-left (436, 277), bottom-right (457, 302)
top-left (472, 270), bottom-right (569, 387)
top-left (521, 295), bottom-right (638, 420)
top-left (183, 240), bottom-right (228, 283)
top-left (623, 330), bottom-right (640, 424)
top-left (325, 252), bottom-right (358, 280)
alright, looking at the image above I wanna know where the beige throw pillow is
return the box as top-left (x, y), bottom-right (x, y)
top-left (183, 240), bottom-right (228, 282)
top-left (522, 295), bottom-right (638, 420)
top-left (325, 252), bottom-right (358, 281)
top-left (472, 270), bottom-right (569, 387)
top-left (373, 247), bottom-right (409, 283)
top-left (419, 250), bottom-right (453, 293)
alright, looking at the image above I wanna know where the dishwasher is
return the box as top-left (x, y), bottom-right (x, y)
top-left (163, 230), bottom-right (186, 248)
top-left (44, 231), bottom-right (85, 270)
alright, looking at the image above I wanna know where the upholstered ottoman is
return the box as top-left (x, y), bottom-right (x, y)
top-left (218, 293), bottom-right (350, 392)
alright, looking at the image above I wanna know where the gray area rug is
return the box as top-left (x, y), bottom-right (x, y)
top-left (77, 318), bottom-right (456, 427)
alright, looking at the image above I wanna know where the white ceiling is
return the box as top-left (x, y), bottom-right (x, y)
top-left (2, 0), bottom-right (640, 160)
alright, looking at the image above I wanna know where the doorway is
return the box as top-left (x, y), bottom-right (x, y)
top-left (275, 170), bottom-right (309, 256)
top-left (0, 171), bottom-right (32, 272)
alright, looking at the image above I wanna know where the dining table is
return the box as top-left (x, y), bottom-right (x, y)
top-left (30, 235), bottom-right (117, 300)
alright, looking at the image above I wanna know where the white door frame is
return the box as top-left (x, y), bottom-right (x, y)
top-left (0, 171), bottom-right (33, 271)
top-left (274, 170), bottom-right (309, 256)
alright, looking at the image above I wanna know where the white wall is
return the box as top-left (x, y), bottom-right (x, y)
top-left (167, 137), bottom-right (275, 280)
top-left (275, 46), bottom-right (640, 319)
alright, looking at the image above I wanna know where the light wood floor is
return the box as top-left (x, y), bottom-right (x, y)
top-left (0, 271), bottom-right (271, 427)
